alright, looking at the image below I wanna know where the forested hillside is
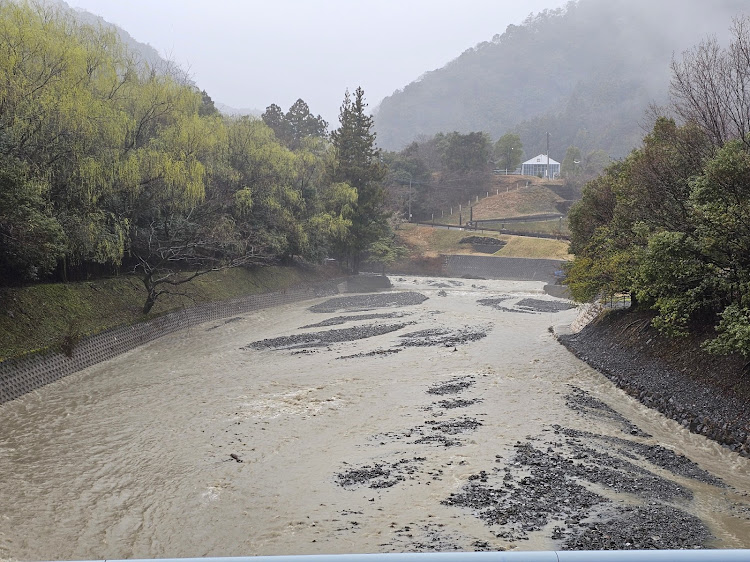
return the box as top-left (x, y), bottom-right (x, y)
top-left (565, 17), bottom-right (750, 357)
top-left (0, 2), bottom-right (390, 313)
top-left (374, 0), bottom-right (747, 157)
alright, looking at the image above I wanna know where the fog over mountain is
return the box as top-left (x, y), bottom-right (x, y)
top-left (44, 0), bottom-right (189, 84)
top-left (66, 0), bottom-right (568, 127)
top-left (38, 0), bottom-right (750, 160)
top-left (58, 0), bottom-right (261, 117)
top-left (373, 0), bottom-right (749, 158)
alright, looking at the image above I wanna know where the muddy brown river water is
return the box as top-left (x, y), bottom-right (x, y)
top-left (0, 276), bottom-right (749, 560)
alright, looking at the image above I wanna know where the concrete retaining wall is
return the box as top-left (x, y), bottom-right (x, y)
top-left (0, 277), bottom-right (346, 404)
top-left (444, 255), bottom-right (563, 284)
top-left (570, 301), bottom-right (604, 333)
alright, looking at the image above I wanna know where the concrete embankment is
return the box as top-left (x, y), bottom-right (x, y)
top-left (367, 254), bottom-right (568, 298)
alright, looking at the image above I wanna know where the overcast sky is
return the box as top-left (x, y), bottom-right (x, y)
top-left (68, 0), bottom-right (569, 124)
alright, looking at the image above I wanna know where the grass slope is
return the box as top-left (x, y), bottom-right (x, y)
top-left (474, 179), bottom-right (565, 219)
top-left (437, 177), bottom-right (571, 236)
top-left (394, 223), bottom-right (571, 261)
top-left (495, 236), bottom-right (572, 260)
top-left (0, 266), bottom-right (325, 362)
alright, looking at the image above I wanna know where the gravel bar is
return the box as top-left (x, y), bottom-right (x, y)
top-left (309, 292), bottom-right (428, 313)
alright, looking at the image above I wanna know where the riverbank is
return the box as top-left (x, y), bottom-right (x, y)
top-left (557, 308), bottom-right (750, 457)
top-left (0, 264), bottom-right (338, 362)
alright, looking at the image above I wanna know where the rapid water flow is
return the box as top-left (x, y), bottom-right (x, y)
top-left (0, 276), bottom-right (748, 560)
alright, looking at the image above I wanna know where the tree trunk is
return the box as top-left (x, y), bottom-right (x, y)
top-left (142, 291), bottom-right (157, 314)
top-left (142, 275), bottom-right (157, 314)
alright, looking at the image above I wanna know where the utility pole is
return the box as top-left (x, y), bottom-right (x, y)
top-left (408, 179), bottom-right (412, 222)
top-left (546, 132), bottom-right (550, 179)
top-left (507, 146), bottom-right (514, 174)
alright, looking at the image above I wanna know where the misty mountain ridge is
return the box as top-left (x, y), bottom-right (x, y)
top-left (215, 103), bottom-right (262, 118)
top-left (32, 0), bottom-right (192, 86)
top-left (373, 0), bottom-right (749, 159)
top-left (70, 8), bottom-right (171, 75)
top-left (60, 1), bottom-right (263, 120)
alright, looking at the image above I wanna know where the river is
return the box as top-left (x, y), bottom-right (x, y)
top-left (0, 276), bottom-right (748, 560)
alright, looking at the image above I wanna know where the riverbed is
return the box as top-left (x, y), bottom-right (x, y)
top-left (0, 276), bottom-right (748, 560)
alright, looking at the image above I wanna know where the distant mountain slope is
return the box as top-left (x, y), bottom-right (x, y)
top-left (215, 103), bottom-right (262, 118)
top-left (374, 0), bottom-right (747, 158)
top-left (58, 1), bottom-right (260, 117)
top-left (47, 0), bottom-right (192, 84)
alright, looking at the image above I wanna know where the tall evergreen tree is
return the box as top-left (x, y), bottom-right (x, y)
top-left (330, 87), bottom-right (387, 271)
top-left (494, 133), bottom-right (523, 172)
top-left (262, 99), bottom-right (327, 150)
top-left (284, 99), bottom-right (328, 150)
top-left (261, 103), bottom-right (289, 144)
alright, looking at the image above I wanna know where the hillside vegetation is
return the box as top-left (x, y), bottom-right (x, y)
top-left (471, 179), bottom-right (565, 220)
top-left (565, 18), bottom-right (750, 359)
top-left (0, 3), bottom-right (391, 317)
top-left (394, 224), bottom-right (571, 261)
top-left (429, 177), bottom-right (570, 237)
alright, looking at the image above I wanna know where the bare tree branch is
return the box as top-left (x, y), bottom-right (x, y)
top-left (671, 17), bottom-right (750, 149)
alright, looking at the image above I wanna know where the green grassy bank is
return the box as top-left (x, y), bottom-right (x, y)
top-left (0, 265), bottom-right (332, 363)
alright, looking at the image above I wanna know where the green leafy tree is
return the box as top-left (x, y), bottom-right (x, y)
top-left (633, 230), bottom-right (717, 337)
top-left (224, 117), bottom-right (302, 259)
top-left (626, 117), bottom-right (711, 233)
top-left (0, 1), bottom-right (214, 284)
top-left (682, 140), bottom-right (750, 354)
top-left (442, 131), bottom-right (492, 173)
top-left (304, 180), bottom-right (356, 262)
top-left (284, 99), bottom-right (328, 151)
top-left (565, 159), bottom-right (642, 301)
top-left (262, 99), bottom-right (327, 151)
top-left (199, 90), bottom-right (219, 117)
top-left (261, 103), bottom-right (289, 144)
top-left (366, 233), bottom-right (408, 273)
top-left (0, 2), bottom-right (136, 272)
top-left (562, 17), bottom-right (750, 357)
top-left (0, 0), bottom-right (379, 313)
top-left (494, 133), bottom-right (523, 172)
top-left (566, 123), bottom-right (750, 355)
top-left (129, 111), bottom-right (243, 314)
top-left (0, 159), bottom-right (66, 283)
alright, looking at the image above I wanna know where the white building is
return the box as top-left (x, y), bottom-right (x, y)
top-left (521, 154), bottom-right (560, 178)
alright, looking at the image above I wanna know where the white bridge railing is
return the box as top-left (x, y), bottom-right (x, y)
top-left (84, 550), bottom-right (750, 562)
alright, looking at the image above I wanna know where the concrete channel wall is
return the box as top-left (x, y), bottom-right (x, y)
top-left (0, 277), bottom-right (348, 404)
top-left (443, 255), bottom-right (563, 284)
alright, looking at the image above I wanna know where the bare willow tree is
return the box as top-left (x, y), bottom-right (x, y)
top-left (670, 16), bottom-right (750, 148)
top-left (132, 211), bottom-right (255, 314)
